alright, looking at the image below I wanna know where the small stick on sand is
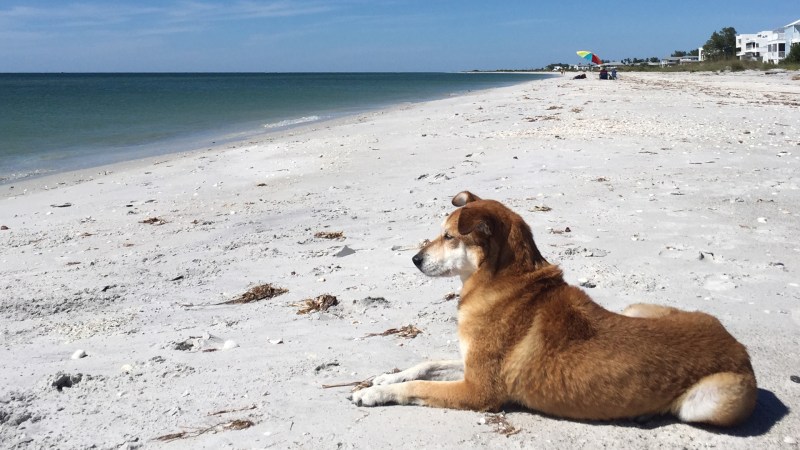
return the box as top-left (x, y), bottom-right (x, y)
top-left (154, 419), bottom-right (255, 442)
top-left (322, 369), bottom-right (401, 392)
top-left (321, 376), bottom-right (375, 392)
top-left (207, 404), bottom-right (257, 416)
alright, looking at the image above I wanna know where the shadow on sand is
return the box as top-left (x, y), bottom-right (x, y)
top-left (719, 388), bottom-right (790, 437)
top-left (506, 388), bottom-right (789, 437)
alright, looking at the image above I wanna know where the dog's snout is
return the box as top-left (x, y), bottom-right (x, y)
top-left (412, 252), bottom-right (424, 268)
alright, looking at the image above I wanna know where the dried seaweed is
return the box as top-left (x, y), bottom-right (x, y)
top-left (314, 231), bottom-right (345, 240)
top-left (140, 217), bottom-right (167, 225)
top-left (294, 294), bottom-right (339, 314)
top-left (223, 420), bottom-right (254, 430)
top-left (154, 419), bottom-right (255, 442)
top-left (363, 325), bottom-right (422, 339)
top-left (220, 283), bottom-right (288, 305)
top-left (483, 413), bottom-right (520, 436)
top-left (529, 205), bottom-right (552, 212)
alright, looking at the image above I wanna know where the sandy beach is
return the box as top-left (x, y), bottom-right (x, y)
top-left (1, 71), bottom-right (799, 449)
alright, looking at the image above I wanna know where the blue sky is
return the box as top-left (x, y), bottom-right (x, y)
top-left (0, 1), bottom-right (797, 72)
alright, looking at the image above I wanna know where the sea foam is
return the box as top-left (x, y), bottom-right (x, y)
top-left (263, 116), bottom-right (321, 129)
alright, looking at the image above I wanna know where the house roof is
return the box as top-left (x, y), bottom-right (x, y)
top-left (785, 18), bottom-right (800, 27)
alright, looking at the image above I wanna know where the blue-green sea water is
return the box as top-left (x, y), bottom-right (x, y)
top-left (0, 72), bottom-right (550, 183)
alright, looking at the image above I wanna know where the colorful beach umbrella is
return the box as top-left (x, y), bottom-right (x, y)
top-left (577, 50), bottom-right (602, 65)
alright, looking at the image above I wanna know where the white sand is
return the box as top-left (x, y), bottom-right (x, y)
top-left (1, 71), bottom-right (799, 449)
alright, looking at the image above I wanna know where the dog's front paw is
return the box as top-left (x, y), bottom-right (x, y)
top-left (373, 371), bottom-right (407, 386)
top-left (350, 385), bottom-right (397, 407)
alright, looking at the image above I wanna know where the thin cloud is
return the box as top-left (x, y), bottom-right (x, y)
top-left (0, 1), bottom-right (337, 32)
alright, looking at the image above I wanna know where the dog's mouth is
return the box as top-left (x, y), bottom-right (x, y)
top-left (412, 252), bottom-right (436, 275)
top-left (412, 251), bottom-right (457, 278)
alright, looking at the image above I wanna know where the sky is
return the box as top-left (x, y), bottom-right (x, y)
top-left (0, 1), bottom-right (797, 72)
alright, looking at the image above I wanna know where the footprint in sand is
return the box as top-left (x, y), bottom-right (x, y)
top-left (703, 274), bottom-right (737, 291)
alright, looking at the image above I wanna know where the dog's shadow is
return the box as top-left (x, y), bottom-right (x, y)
top-left (508, 389), bottom-right (789, 437)
top-left (720, 389), bottom-right (789, 437)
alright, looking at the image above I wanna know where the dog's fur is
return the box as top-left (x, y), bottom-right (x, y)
top-left (350, 191), bottom-right (757, 427)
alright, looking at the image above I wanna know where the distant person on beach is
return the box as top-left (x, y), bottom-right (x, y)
top-left (599, 68), bottom-right (609, 80)
top-left (573, 73), bottom-right (586, 79)
top-left (611, 67), bottom-right (617, 80)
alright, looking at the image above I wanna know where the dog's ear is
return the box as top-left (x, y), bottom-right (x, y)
top-left (457, 206), bottom-right (492, 237)
top-left (452, 191), bottom-right (482, 207)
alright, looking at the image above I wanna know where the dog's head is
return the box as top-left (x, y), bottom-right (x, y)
top-left (412, 191), bottom-right (547, 281)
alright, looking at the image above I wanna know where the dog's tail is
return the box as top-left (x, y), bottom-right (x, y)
top-left (672, 371), bottom-right (757, 427)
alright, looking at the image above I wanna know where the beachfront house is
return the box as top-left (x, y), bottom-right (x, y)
top-left (736, 18), bottom-right (800, 63)
top-left (737, 32), bottom-right (771, 61)
top-left (660, 55), bottom-right (700, 66)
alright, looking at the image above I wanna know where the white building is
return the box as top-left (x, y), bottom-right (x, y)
top-left (736, 32), bottom-right (771, 61)
top-left (659, 56), bottom-right (699, 67)
top-left (736, 18), bottom-right (800, 63)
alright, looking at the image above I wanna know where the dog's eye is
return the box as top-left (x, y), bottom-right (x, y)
top-left (443, 232), bottom-right (454, 240)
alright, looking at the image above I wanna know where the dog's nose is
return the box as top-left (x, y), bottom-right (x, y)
top-left (412, 253), bottom-right (424, 268)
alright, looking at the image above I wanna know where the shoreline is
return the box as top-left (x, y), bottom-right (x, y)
top-left (0, 72), bottom-right (554, 187)
top-left (1, 71), bottom-right (798, 449)
top-left (2, 77), bottom-right (548, 198)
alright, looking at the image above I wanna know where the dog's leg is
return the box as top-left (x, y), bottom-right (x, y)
top-left (373, 360), bottom-right (464, 385)
top-left (351, 378), bottom-right (499, 411)
top-left (621, 303), bottom-right (681, 319)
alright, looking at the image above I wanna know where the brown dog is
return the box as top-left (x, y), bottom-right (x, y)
top-left (350, 191), bottom-right (757, 427)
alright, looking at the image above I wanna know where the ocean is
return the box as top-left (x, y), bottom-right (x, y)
top-left (0, 72), bottom-right (550, 183)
